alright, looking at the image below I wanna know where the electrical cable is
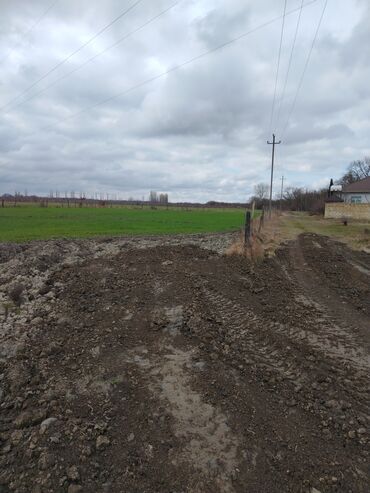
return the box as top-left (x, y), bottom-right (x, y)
top-left (0, 0), bottom-right (145, 111)
top-left (2, 0), bottom-right (59, 64)
top-left (275, 0), bottom-right (304, 133)
top-left (21, 0), bottom-right (320, 138)
top-left (281, 0), bottom-right (329, 140)
top-left (5, 1), bottom-right (181, 114)
top-left (268, 0), bottom-right (287, 137)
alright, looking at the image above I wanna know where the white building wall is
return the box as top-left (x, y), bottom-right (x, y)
top-left (342, 193), bottom-right (370, 204)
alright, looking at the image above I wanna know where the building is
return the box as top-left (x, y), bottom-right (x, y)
top-left (341, 177), bottom-right (370, 204)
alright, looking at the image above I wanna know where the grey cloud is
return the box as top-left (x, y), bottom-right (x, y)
top-left (0, 0), bottom-right (369, 201)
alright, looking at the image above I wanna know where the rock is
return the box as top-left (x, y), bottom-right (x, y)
top-left (286, 399), bottom-right (296, 407)
top-left (66, 465), bottom-right (80, 481)
top-left (10, 429), bottom-right (23, 444)
top-left (38, 452), bottom-right (55, 470)
top-left (2, 443), bottom-right (11, 454)
top-left (348, 430), bottom-right (356, 439)
top-left (40, 417), bottom-right (58, 431)
top-left (57, 316), bottom-right (71, 327)
top-left (39, 284), bottom-right (51, 295)
top-left (31, 317), bottom-right (44, 327)
top-left (96, 435), bottom-right (110, 450)
top-left (81, 445), bottom-right (92, 457)
top-left (127, 433), bottom-right (135, 442)
top-left (49, 434), bottom-right (61, 444)
top-left (357, 427), bottom-right (366, 435)
top-left (14, 410), bottom-right (46, 429)
top-left (161, 260), bottom-right (173, 266)
top-left (325, 399), bottom-right (338, 409)
top-left (90, 346), bottom-right (100, 357)
top-left (68, 486), bottom-right (82, 493)
top-left (45, 343), bottom-right (62, 356)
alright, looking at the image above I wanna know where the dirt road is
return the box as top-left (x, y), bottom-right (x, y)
top-left (0, 233), bottom-right (369, 492)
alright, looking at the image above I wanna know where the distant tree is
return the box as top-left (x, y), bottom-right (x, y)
top-left (254, 183), bottom-right (269, 201)
top-left (282, 187), bottom-right (327, 213)
top-left (340, 157), bottom-right (370, 185)
top-left (250, 183), bottom-right (269, 209)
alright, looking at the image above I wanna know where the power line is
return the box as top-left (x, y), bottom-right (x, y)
top-left (2, 0), bottom-right (59, 64)
top-left (281, 0), bottom-right (329, 139)
top-left (20, 0), bottom-right (59, 37)
top-left (268, 0), bottom-right (287, 137)
top-left (23, 0), bottom-right (319, 139)
top-left (275, 0), bottom-right (304, 132)
top-left (0, 0), bottom-right (145, 112)
top-left (5, 0), bottom-right (182, 114)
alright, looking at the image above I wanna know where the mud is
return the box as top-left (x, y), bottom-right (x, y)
top-left (0, 232), bottom-right (368, 493)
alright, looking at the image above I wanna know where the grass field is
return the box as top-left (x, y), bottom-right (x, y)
top-left (0, 205), bottom-right (249, 242)
top-left (280, 213), bottom-right (370, 251)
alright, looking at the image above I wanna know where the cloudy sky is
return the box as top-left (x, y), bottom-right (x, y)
top-left (0, 0), bottom-right (369, 202)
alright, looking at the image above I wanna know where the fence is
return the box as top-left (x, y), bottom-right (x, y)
top-left (243, 203), bottom-right (279, 248)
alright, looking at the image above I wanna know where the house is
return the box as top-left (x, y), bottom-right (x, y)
top-left (341, 177), bottom-right (370, 204)
top-left (325, 177), bottom-right (370, 219)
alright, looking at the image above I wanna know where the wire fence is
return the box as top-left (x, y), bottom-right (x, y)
top-left (243, 202), bottom-right (279, 248)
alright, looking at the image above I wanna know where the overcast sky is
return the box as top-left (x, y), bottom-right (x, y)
top-left (0, 0), bottom-right (369, 201)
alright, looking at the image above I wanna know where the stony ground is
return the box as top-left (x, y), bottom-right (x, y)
top-left (0, 232), bottom-right (369, 493)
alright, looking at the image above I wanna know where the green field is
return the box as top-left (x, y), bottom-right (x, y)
top-left (0, 205), bottom-right (248, 242)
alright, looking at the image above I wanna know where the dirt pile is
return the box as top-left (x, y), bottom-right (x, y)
top-left (0, 233), bottom-right (368, 492)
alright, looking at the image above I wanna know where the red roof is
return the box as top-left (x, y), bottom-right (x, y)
top-left (342, 176), bottom-right (370, 193)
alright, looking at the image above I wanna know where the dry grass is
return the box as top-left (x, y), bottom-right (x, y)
top-left (280, 213), bottom-right (370, 252)
top-left (226, 212), bottom-right (370, 260)
top-left (226, 214), bottom-right (282, 260)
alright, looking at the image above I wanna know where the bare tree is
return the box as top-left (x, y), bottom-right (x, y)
top-left (254, 183), bottom-right (269, 201)
top-left (340, 157), bottom-right (370, 185)
top-left (251, 183), bottom-right (269, 209)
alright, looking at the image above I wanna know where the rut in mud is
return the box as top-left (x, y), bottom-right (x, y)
top-left (0, 233), bottom-right (369, 493)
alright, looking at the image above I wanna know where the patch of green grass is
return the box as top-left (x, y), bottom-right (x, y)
top-left (0, 205), bottom-right (256, 242)
top-left (280, 213), bottom-right (370, 249)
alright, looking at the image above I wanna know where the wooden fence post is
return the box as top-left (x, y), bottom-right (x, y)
top-left (258, 208), bottom-right (265, 233)
top-left (251, 201), bottom-right (255, 236)
top-left (244, 210), bottom-right (251, 246)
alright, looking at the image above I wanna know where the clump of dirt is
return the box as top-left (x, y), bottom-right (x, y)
top-left (7, 282), bottom-right (24, 306)
top-left (0, 233), bottom-right (368, 492)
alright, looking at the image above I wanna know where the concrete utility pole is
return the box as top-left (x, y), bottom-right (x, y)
top-left (267, 134), bottom-right (281, 217)
top-left (280, 175), bottom-right (284, 211)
